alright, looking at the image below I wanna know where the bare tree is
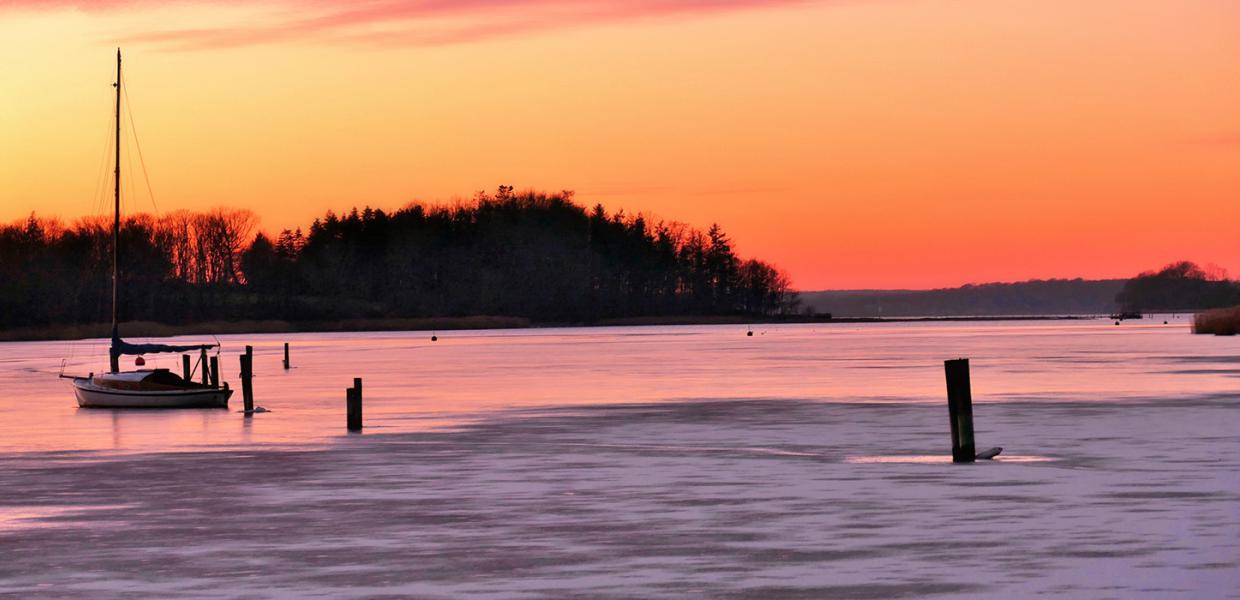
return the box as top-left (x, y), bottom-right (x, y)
top-left (193, 208), bottom-right (257, 285)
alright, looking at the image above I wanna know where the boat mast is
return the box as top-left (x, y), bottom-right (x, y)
top-left (109, 48), bottom-right (121, 372)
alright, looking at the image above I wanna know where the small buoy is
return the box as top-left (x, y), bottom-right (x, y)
top-left (746, 330), bottom-right (753, 337)
top-left (1115, 321), bottom-right (1120, 326)
top-left (431, 335), bottom-right (438, 342)
top-left (134, 356), bottom-right (145, 366)
top-left (1164, 321), bottom-right (1168, 325)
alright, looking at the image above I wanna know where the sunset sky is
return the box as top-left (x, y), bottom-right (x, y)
top-left (2, 0), bottom-right (1237, 289)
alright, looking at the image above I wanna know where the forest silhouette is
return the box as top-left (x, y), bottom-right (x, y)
top-left (0, 187), bottom-right (798, 331)
top-left (1116, 261), bottom-right (1240, 312)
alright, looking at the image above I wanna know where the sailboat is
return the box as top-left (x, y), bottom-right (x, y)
top-left (70, 50), bottom-right (232, 409)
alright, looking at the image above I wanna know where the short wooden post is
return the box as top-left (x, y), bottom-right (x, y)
top-left (283, 342), bottom-right (290, 370)
top-left (945, 358), bottom-right (976, 463)
top-left (182, 354), bottom-right (191, 381)
top-left (239, 352), bottom-right (254, 415)
top-left (200, 348), bottom-right (209, 386)
top-left (209, 356), bottom-right (219, 388)
top-left (346, 379), bottom-right (363, 431)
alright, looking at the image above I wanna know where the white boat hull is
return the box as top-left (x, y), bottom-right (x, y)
top-left (72, 378), bottom-right (231, 409)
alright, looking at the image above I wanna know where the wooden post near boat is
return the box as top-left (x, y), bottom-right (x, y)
top-left (346, 378), bottom-right (363, 431)
top-left (240, 346), bottom-right (254, 414)
top-left (346, 387), bottom-right (361, 431)
top-left (944, 358), bottom-right (976, 463)
top-left (182, 354), bottom-right (191, 381)
top-left (283, 342), bottom-right (290, 370)
top-left (200, 348), bottom-right (209, 386)
top-left (239, 356), bottom-right (253, 414)
top-left (209, 356), bottom-right (219, 388)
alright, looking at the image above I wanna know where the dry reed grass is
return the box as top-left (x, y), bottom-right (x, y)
top-left (1192, 306), bottom-right (1240, 335)
top-left (0, 316), bottom-right (529, 342)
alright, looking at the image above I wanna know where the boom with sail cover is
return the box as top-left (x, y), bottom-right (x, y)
top-left (111, 335), bottom-right (217, 356)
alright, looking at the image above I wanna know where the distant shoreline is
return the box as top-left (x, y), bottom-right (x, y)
top-left (0, 314), bottom-right (1107, 343)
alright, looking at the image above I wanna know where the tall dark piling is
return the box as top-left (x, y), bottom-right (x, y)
top-left (182, 354), bottom-right (191, 381)
top-left (240, 346), bottom-right (254, 414)
top-left (346, 378), bottom-right (363, 431)
top-left (200, 348), bottom-right (209, 386)
top-left (283, 342), bottom-right (290, 370)
top-left (944, 358), bottom-right (976, 463)
top-left (209, 356), bottom-right (219, 388)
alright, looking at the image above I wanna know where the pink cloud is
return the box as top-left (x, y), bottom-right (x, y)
top-left (4, 0), bottom-right (816, 49)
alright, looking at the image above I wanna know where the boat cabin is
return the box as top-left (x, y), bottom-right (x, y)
top-left (92, 369), bottom-right (211, 391)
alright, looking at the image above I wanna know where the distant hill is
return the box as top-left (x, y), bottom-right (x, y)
top-left (800, 279), bottom-right (1126, 317)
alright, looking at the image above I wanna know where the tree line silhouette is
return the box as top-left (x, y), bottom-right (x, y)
top-left (1116, 261), bottom-right (1240, 312)
top-left (0, 187), bottom-right (798, 330)
top-left (800, 279), bottom-right (1127, 317)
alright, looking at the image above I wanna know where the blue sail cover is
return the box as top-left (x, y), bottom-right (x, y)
top-left (111, 335), bottom-right (217, 356)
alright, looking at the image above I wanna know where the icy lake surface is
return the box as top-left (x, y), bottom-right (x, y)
top-left (1, 317), bottom-right (1238, 597)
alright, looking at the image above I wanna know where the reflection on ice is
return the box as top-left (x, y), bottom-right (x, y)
top-left (0, 397), bottom-right (1235, 598)
top-left (0, 317), bottom-right (1236, 454)
top-left (845, 454), bottom-right (1055, 464)
top-left (0, 505), bottom-right (134, 532)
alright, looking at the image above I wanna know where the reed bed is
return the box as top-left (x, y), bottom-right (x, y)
top-left (1192, 306), bottom-right (1240, 335)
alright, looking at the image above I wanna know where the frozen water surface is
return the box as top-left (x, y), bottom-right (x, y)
top-left (1, 318), bottom-right (1238, 597)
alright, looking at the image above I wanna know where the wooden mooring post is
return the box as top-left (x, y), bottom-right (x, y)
top-left (200, 348), bottom-right (209, 386)
top-left (182, 354), bottom-right (191, 381)
top-left (283, 342), bottom-right (290, 370)
top-left (209, 355), bottom-right (219, 388)
top-left (944, 358), bottom-right (976, 463)
top-left (240, 345), bottom-right (254, 414)
top-left (346, 378), bottom-right (363, 431)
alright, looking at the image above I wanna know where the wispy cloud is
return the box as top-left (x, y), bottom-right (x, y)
top-left (5, 0), bottom-right (815, 49)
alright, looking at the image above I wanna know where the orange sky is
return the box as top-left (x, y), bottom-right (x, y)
top-left (2, 0), bottom-right (1238, 289)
